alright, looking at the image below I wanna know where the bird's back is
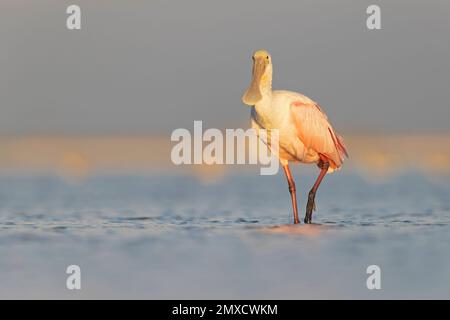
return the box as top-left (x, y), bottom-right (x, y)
top-left (285, 91), bottom-right (348, 170)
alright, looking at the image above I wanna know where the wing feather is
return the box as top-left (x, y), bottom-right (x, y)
top-left (290, 101), bottom-right (348, 169)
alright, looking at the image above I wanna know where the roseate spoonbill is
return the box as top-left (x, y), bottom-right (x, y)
top-left (242, 50), bottom-right (348, 224)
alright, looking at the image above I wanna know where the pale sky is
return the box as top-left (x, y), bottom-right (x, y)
top-left (1, 0), bottom-right (450, 134)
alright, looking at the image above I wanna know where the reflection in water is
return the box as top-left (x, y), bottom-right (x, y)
top-left (263, 224), bottom-right (328, 236)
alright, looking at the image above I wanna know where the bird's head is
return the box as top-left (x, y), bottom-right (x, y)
top-left (242, 49), bottom-right (273, 106)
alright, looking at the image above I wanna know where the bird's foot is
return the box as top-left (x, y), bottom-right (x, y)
top-left (304, 190), bottom-right (316, 224)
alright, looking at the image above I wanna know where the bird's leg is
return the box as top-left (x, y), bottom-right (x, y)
top-left (282, 164), bottom-right (300, 224)
top-left (304, 160), bottom-right (330, 224)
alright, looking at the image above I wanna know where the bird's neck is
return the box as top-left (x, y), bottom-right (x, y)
top-left (255, 77), bottom-right (273, 113)
top-left (259, 69), bottom-right (272, 94)
top-left (259, 72), bottom-right (272, 96)
top-left (254, 93), bottom-right (274, 130)
top-left (252, 66), bottom-right (274, 126)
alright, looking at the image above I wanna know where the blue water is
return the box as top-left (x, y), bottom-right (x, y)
top-left (0, 173), bottom-right (449, 299)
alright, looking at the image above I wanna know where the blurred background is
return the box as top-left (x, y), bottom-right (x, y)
top-left (1, 0), bottom-right (450, 299)
top-left (1, 0), bottom-right (450, 181)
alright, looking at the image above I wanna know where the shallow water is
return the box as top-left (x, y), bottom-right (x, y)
top-left (0, 173), bottom-right (449, 299)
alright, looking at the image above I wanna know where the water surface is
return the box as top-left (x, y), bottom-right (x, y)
top-left (0, 173), bottom-right (449, 299)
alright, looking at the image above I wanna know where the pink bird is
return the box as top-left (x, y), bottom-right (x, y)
top-left (242, 50), bottom-right (348, 224)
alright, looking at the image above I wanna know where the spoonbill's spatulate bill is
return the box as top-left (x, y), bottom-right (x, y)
top-left (242, 50), bottom-right (348, 224)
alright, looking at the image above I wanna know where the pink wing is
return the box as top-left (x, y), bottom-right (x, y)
top-left (290, 101), bottom-right (348, 169)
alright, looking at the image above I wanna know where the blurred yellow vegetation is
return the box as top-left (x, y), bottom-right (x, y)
top-left (59, 151), bottom-right (90, 182)
top-left (0, 133), bottom-right (449, 181)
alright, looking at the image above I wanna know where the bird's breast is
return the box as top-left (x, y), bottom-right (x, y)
top-left (251, 104), bottom-right (315, 164)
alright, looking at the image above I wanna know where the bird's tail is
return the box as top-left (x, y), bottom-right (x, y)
top-left (336, 134), bottom-right (349, 160)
